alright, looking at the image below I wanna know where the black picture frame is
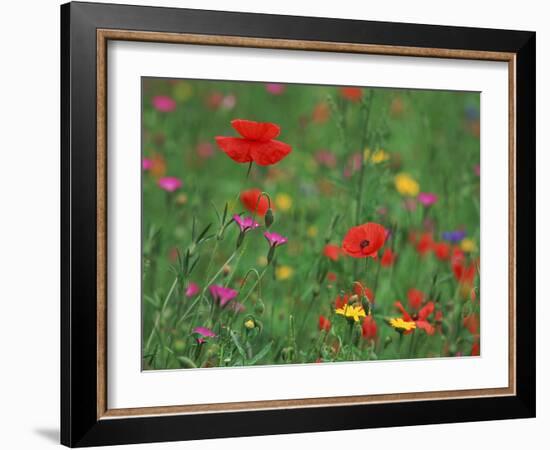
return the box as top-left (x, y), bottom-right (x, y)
top-left (61, 1), bottom-right (535, 447)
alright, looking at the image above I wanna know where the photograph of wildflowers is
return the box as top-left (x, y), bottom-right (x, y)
top-left (141, 77), bottom-right (480, 370)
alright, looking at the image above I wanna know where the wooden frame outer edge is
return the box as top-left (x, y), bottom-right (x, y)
top-left (95, 29), bottom-right (517, 420)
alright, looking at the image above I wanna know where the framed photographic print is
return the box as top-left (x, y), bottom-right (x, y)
top-left (60, 1), bottom-right (536, 447)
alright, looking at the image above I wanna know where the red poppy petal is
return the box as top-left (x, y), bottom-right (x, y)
top-left (231, 119), bottom-right (280, 141)
top-left (250, 140), bottom-right (292, 166)
top-left (418, 301), bottom-right (435, 321)
top-left (416, 320), bottom-right (435, 335)
top-left (394, 301), bottom-right (413, 322)
top-left (215, 137), bottom-right (253, 163)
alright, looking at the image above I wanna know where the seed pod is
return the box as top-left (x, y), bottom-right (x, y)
top-left (265, 208), bottom-right (274, 228)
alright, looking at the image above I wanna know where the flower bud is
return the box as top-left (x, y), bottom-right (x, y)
top-left (265, 208), bottom-right (274, 228)
top-left (254, 299), bottom-right (265, 316)
top-left (244, 319), bottom-right (255, 329)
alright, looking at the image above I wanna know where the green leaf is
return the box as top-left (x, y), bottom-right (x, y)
top-left (249, 341), bottom-right (273, 365)
top-left (230, 330), bottom-right (247, 363)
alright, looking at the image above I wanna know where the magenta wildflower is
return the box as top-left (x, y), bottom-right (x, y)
top-left (193, 326), bottom-right (216, 344)
top-left (152, 95), bottom-right (176, 112)
top-left (403, 198), bottom-right (417, 211)
top-left (418, 192), bottom-right (438, 207)
top-left (474, 164), bottom-right (480, 177)
top-left (264, 231), bottom-right (288, 247)
top-left (196, 142), bottom-right (214, 159)
top-left (314, 150), bottom-right (337, 169)
top-left (142, 158), bottom-right (153, 170)
top-left (209, 285), bottom-right (238, 307)
top-left (233, 214), bottom-right (259, 233)
top-left (230, 302), bottom-right (246, 313)
top-left (158, 176), bottom-right (182, 192)
top-left (185, 283), bottom-right (199, 298)
top-left (265, 83), bottom-right (286, 95)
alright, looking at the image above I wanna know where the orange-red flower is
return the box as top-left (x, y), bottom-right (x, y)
top-left (342, 223), bottom-right (386, 258)
top-left (433, 242), bottom-right (451, 260)
top-left (361, 316), bottom-right (377, 340)
top-left (318, 315), bottom-right (331, 332)
top-left (215, 119), bottom-right (292, 166)
top-left (353, 282), bottom-right (374, 303)
top-left (415, 232), bottom-right (433, 256)
top-left (323, 244), bottom-right (341, 261)
top-left (340, 87), bottom-right (362, 102)
top-left (394, 300), bottom-right (435, 335)
top-left (451, 249), bottom-right (477, 286)
top-left (380, 248), bottom-right (396, 267)
top-left (407, 288), bottom-right (425, 310)
top-left (463, 313), bottom-right (480, 335)
top-left (240, 188), bottom-right (271, 216)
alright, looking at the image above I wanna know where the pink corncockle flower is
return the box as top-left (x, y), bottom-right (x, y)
top-left (343, 153), bottom-right (362, 178)
top-left (418, 192), bottom-right (438, 207)
top-left (158, 177), bottom-right (182, 192)
top-left (265, 83), bottom-right (286, 95)
top-left (230, 302), bottom-right (246, 313)
top-left (221, 94), bottom-right (237, 110)
top-left (142, 158), bottom-right (153, 170)
top-left (196, 142), bottom-right (214, 159)
top-left (233, 215), bottom-right (259, 233)
top-left (403, 198), bottom-right (417, 211)
top-left (264, 231), bottom-right (288, 247)
top-left (152, 95), bottom-right (176, 112)
top-left (209, 285), bottom-right (238, 307)
top-left (474, 164), bottom-right (480, 177)
top-left (193, 326), bottom-right (216, 344)
top-left (185, 283), bottom-right (199, 298)
top-left (314, 150), bottom-right (337, 169)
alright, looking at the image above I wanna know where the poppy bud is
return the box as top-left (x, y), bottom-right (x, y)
top-left (265, 208), bottom-right (274, 228)
top-left (281, 346), bottom-right (295, 362)
top-left (254, 299), bottom-right (265, 316)
top-left (312, 283), bottom-right (321, 297)
top-left (384, 336), bottom-right (393, 348)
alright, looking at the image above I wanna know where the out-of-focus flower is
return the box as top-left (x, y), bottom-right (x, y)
top-left (276, 265), bottom-right (294, 280)
top-left (150, 153), bottom-right (166, 178)
top-left (240, 188), bottom-right (270, 216)
top-left (403, 198), bottom-right (417, 211)
top-left (407, 288), bottom-right (425, 310)
top-left (394, 300), bottom-right (435, 335)
top-left (185, 283), bottom-right (199, 297)
top-left (474, 164), bottom-right (480, 177)
top-left (307, 225), bottom-right (318, 238)
top-left (418, 192), bottom-right (438, 207)
top-left (342, 223), bottom-right (386, 259)
top-left (327, 272), bottom-right (337, 282)
top-left (442, 230), bottom-right (467, 243)
top-left (206, 91), bottom-right (224, 109)
top-left (209, 285), bottom-right (238, 307)
top-left (142, 158), bottom-right (153, 170)
top-left (415, 232), bottom-right (433, 256)
top-left (344, 153), bottom-right (362, 178)
top-left (463, 313), bottom-right (480, 335)
top-left (390, 97), bottom-right (405, 117)
top-left (314, 150), bottom-right (337, 168)
top-left (323, 244), bottom-right (341, 261)
top-left (173, 82), bottom-right (193, 102)
top-left (340, 87), bottom-right (362, 102)
top-left (319, 315), bottom-right (331, 332)
top-left (221, 94), bottom-right (237, 110)
top-left (335, 303), bottom-right (366, 322)
top-left (361, 315), bottom-right (378, 340)
top-left (233, 214), bottom-right (259, 233)
top-left (433, 242), bottom-right (451, 261)
top-left (460, 238), bottom-right (477, 253)
top-left (311, 101), bottom-right (330, 124)
top-left (364, 148), bottom-right (390, 164)
top-left (152, 95), bottom-right (176, 112)
top-left (193, 326), bottom-right (216, 344)
top-left (265, 83), bottom-right (286, 95)
top-left (216, 119), bottom-right (292, 166)
top-left (380, 248), bottom-right (396, 267)
top-left (196, 142), bottom-right (214, 159)
top-left (158, 176), bottom-right (182, 192)
top-left (395, 173), bottom-right (420, 197)
top-left (275, 193), bottom-right (292, 211)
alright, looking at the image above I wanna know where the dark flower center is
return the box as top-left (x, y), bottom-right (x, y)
top-left (360, 239), bottom-right (370, 249)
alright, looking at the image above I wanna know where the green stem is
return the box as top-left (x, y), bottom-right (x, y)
top-left (145, 277), bottom-right (178, 353)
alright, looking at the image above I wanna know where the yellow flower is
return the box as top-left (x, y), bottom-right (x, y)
top-left (173, 82), bottom-right (193, 102)
top-left (257, 256), bottom-right (268, 267)
top-left (244, 319), bottom-right (255, 329)
top-left (275, 193), bottom-right (292, 211)
top-left (307, 225), bottom-right (318, 238)
top-left (394, 173), bottom-right (420, 197)
top-left (364, 148), bottom-right (390, 164)
top-left (335, 304), bottom-right (367, 322)
top-left (460, 238), bottom-right (477, 253)
top-left (387, 317), bottom-right (416, 332)
top-left (275, 265), bottom-right (294, 280)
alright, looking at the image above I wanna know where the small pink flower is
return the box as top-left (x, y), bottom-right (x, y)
top-left (158, 177), bottom-right (182, 192)
top-left (142, 158), bottom-right (153, 170)
top-left (264, 231), bottom-right (288, 247)
top-left (418, 192), bottom-right (438, 207)
top-left (221, 94), bottom-right (237, 110)
top-left (233, 215), bottom-right (259, 233)
top-left (314, 150), bottom-right (337, 169)
top-left (209, 285), bottom-right (238, 307)
top-left (403, 198), bottom-right (417, 211)
top-left (185, 283), bottom-right (199, 297)
top-left (343, 153), bottom-right (362, 178)
top-left (265, 83), bottom-right (286, 95)
top-left (197, 142), bottom-right (214, 159)
top-left (193, 326), bottom-right (216, 344)
top-left (152, 95), bottom-right (176, 112)
top-left (474, 164), bottom-right (480, 177)
top-left (230, 302), bottom-right (246, 313)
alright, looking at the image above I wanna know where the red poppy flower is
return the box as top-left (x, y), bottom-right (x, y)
top-left (353, 282), bottom-right (374, 302)
top-left (340, 87), bottom-right (362, 102)
top-left (334, 293), bottom-right (350, 309)
top-left (215, 119), bottom-right (292, 166)
top-left (452, 255), bottom-right (477, 286)
top-left (463, 313), bottom-right (479, 335)
top-left (415, 232), bottom-right (433, 256)
top-left (323, 244), bottom-right (341, 261)
top-left (361, 316), bottom-right (377, 340)
top-left (318, 315), bottom-right (331, 332)
top-left (240, 188), bottom-right (271, 216)
top-left (433, 242), bottom-right (451, 260)
top-left (407, 288), bottom-right (425, 310)
top-left (327, 272), bottom-right (337, 282)
top-left (380, 248), bottom-right (396, 267)
top-left (342, 223), bottom-right (386, 258)
top-left (394, 300), bottom-right (435, 335)
top-left (471, 340), bottom-right (480, 356)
